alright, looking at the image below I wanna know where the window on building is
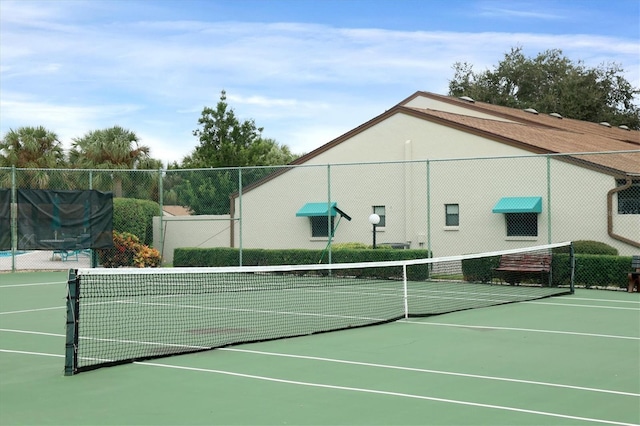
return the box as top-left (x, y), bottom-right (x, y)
top-left (310, 216), bottom-right (334, 237)
top-left (373, 205), bottom-right (386, 227)
top-left (616, 179), bottom-right (640, 214)
top-left (505, 213), bottom-right (538, 237)
top-left (445, 204), bottom-right (459, 226)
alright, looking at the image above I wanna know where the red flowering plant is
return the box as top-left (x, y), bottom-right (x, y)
top-left (98, 231), bottom-right (161, 268)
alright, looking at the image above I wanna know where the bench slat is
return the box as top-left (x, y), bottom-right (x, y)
top-left (495, 254), bottom-right (551, 272)
top-left (492, 253), bottom-right (552, 286)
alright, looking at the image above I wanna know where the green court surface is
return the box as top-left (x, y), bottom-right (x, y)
top-left (1, 271), bottom-right (639, 425)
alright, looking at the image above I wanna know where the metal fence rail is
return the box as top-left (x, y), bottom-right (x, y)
top-left (1, 151), bottom-right (638, 272)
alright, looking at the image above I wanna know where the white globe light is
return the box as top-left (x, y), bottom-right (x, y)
top-left (368, 213), bottom-right (380, 225)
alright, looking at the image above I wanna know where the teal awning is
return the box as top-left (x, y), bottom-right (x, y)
top-left (296, 202), bottom-right (337, 217)
top-left (492, 197), bottom-right (542, 213)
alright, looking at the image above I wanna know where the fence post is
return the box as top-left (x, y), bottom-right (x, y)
top-left (158, 167), bottom-right (164, 263)
top-left (238, 168), bottom-right (243, 266)
top-left (10, 166), bottom-right (16, 272)
top-left (426, 160), bottom-right (431, 256)
top-left (547, 155), bottom-right (552, 244)
top-left (327, 164), bottom-right (332, 265)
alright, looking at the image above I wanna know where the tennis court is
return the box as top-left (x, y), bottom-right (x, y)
top-left (1, 270), bottom-right (639, 425)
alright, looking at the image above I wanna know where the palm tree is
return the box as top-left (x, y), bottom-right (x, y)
top-left (69, 126), bottom-right (154, 197)
top-left (0, 126), bottom-right (66, 188)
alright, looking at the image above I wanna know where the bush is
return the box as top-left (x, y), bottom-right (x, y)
top-left (462, 256), bottom-right (500, 283)
top-left (553, 240), bottom-right (618, 255)
top-left (572, 254), bottom-right (631, 289)
top-left (98, 231), bottom-right (161, 268)
top-left (331, 242), bottom-right (370, 250)
top-left (112, 198), bottom-right (160, 246)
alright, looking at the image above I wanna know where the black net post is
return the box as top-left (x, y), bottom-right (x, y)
top-left (64, 269), bottom-right (80, 376)
top-left (570, 242), bottom-right (575, 294)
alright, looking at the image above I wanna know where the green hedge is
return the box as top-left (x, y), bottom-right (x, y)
top-left (173, 247), bottom-right (432, 280)
top-left (175, 247), bottom-right (634, 289)
top-left (553, 240), bottom-right (618, 255)
top-left (461, 252), bottom-right (634, 289)
top-left (112, 198), bottom-right (160, 246)
top-left (572, 254), bottom-right (633, 288)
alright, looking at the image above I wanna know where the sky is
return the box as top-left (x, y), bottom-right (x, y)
top-left (1, 0), bottom-right (639, 166)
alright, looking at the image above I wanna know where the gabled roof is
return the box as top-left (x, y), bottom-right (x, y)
top-left (163, 205), bottom-right (192, 216)
top-left (401, 91), bottom-right (640, 146)
top-left (237, 91), bottom-right (639, 199)
top-left (292, 91), bottom-right (639, 176)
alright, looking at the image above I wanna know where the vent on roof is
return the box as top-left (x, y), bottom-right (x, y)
top-left (459, 96), bottom-right (475, 103)
top-left (599, 122), bottom-right (612, 128)
top-left (524, 108), bottom-right (539, 115)
top-left (549, 112), bottom-right (563, 119)
top-left (618, 125), bottom-right (630, 131)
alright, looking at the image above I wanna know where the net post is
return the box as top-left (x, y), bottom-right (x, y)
top-left (64, 269), bottom-right (80, 376)
top-left (569, 242), bottom-right (575, 294)
top-left (403, 264), bottom-right (409, 319)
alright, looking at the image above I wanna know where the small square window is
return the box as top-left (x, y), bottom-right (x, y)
top-left (373, 206), bottom-right (386, 227)
top-left (310, 216), bottom-right (334, 237)
top-left (505, 213), bottom-right (538, 236)
top-left (616, 179), bottom-right (640, 214)
top-left (445, 204), bottom-right (459, 226)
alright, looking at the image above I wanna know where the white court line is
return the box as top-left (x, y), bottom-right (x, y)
top-left (1, 348), bottom-right (637, 426)
top-left (406, 321), bottom-right (640, 340)
top-left (569, 297), bottom-right (640, 305)
top-left (2, 327), bottom-right (638, 398)
top-left (219, 347), bottom-right (640, 397)
top-left (0, 281), bottom-right (65, 288)
top-left (0, 306), bottom-right (65, 315)
top-left (524, 301), bottom-right (639, 310)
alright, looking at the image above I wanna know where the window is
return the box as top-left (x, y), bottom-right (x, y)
top-left (310, 216), bottom-right (334, 237)
top-left (373, 205), bottom-right (386, 227)
top-left (505, 213), bottom-right (538, 237)
top-left (445, 204), bottom-right (459, 226)
top-left (617, 179), bottom-right (640, 214)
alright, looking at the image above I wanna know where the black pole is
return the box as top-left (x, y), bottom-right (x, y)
top-left (372, 223), bottom-right (377, 249)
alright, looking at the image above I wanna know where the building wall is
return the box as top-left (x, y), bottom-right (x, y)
top-left (153, 215), bottom-right (230, 264)
top-left (230, 111), bottom-right (638, 256)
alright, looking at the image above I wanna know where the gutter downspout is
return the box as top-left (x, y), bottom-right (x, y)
top-left (607, 175), bottom-right (640, 248)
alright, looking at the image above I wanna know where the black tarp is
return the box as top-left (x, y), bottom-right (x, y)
top-left (0, 189), bottom-right (114, 250)
top-left (0, 189), bottom-right (10, 250)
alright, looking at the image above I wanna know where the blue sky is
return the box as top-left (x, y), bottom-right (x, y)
top-left (1, 0), bottom-right (638, 166)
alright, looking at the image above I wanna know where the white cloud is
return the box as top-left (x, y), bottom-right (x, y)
top-left (1, 1), bottom-right (638, 166)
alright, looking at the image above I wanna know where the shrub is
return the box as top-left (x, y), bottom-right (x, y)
top-left (553, 240), bottom-right (618, 255)
top-left (112, 198), bottom-right (160, 246)
top-left (462, 256), bottom-right (500, 283)
top-left (98, 231), bottom-right (161, 268)
top-left (331, 242), bottom-right (370, 250)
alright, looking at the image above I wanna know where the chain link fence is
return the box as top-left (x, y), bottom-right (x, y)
top-left (1, 151), bottom-right (638, 274)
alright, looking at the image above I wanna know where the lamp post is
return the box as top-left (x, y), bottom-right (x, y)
top-left (368, 213), bottom-right (380, 249)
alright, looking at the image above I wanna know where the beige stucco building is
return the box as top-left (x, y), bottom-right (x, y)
top-left (227, 92), bottom-right (639, 257)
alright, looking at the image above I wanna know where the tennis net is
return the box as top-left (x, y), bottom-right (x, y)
top-left (65, 241), bottom-right (574, 374)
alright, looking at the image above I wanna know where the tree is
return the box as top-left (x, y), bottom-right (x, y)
top-left (448, 47), bottom-right (640, 129)
top-left (183, 90), bottom-right (296, 168)
top-left (0, 126), bottom-right (66, 188)
top-left (171, 91), bottom-right (298, 214)
top-left (69, 126), bottom-right (159, 198)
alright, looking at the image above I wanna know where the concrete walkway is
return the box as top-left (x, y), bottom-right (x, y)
top-left (0, 250), bottom-right (91, 271)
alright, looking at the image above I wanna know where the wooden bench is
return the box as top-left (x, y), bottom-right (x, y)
top-left (628, 255), bottom-right (640, 293)
top-left (493, 253), bottom-right (552, 286)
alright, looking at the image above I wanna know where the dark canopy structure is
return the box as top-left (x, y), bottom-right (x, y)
top-left (0, 189), bottom-right (114, 251)
top-left (0, 189), bottom-right (9, 250)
